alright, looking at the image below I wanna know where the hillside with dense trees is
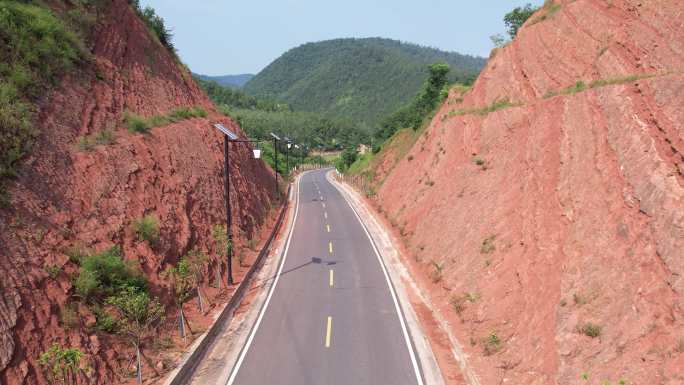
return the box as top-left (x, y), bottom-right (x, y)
top-left (243, 38), bottom-right (485, 128)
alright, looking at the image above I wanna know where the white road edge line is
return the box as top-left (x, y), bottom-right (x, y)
top-left (226, 172), bottom-right (304, 385)
top-left (330, 172), bottom-right (425, 385)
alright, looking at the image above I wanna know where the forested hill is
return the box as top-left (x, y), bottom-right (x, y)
top-left (193, 73), bottom-right (254, 88)
top-left (243, 37), bottom-right (486, 127)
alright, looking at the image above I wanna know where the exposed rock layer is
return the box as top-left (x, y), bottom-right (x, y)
top-left (0, 1), bottom-right (276, 383)
top-left (373, 1), bottom-right (684, 384)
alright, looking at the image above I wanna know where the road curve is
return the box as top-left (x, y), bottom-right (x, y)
top-left (228, 169), bottom-right (423, 385)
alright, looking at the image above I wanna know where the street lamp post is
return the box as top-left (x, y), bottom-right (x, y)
top-left (285, 137), bottom-right (292, 176)
top-left (270, 133), bottom-right (281, 196)
top-left (213, 123), bottom-right (263, 286)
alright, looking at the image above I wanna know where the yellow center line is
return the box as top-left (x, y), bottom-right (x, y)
top-left (329, 269), bottom-right (334, 287)
top-left (326, 224), bottom-right (331, 233)
top-left (328, 241), bottom-right (333, 254)
top-left (325, 316), bottom-right (332, 348)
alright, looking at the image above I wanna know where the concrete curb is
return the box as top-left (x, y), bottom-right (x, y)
top-left (162, 186), bottom-right (292, 385)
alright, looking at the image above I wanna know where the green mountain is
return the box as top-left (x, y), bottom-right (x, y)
top-left (193, 73), bottom-right (254, 88)
top-left (243, 37), bottom-right (486, 128)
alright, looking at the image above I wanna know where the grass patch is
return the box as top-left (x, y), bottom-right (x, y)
top-left (544, 73), bottom-right (661, 99)
top-left (124, 113), bottom-right (151, 133)
top-left (125, 107), bottom-right (207, 133)
top-left (449, 98), bottom-right (521, 117)
top-left (347, 152), bottom-right (373, 174)
top-left (77, 130), bottom-right (115, 151)
top-left (131, 215), bottom-right (159, 244)
top-left (562, 81), bottom-right (587, 95)
top-left (0, 1), bottom-right (86, 192)
top-left (578, 322), bottom-right (602, 338)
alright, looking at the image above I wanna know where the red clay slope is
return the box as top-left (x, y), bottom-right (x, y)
top-left (0, 1), bottom-right (277, 384)
top-left (375, 0), bottom-right (684, 384)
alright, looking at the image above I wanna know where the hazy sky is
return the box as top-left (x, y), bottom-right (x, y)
top-left (139, 0), bottom-right (543, 76)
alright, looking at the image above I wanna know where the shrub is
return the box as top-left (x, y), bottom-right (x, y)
top-left (92, 305), bottom-right (118, 333)
top-left (38, 344), bottom-right (87, 385)
top-left (578, 322), bottom-right (602, 338)
top-left (124, 113), bottom-right (151, 133)
top-left (131, 215), bottom-right (159, 243)
top-left (482, 332), bottom-right (503, 355)
top-left (46, 265), bottom-right (62, 279)
top-left (74, 268), bottom-right (99, 299)
top-left (480, 235), bottom-right (496, 254)
top-left (74, 246), bottom-right (147, 300)
top-left (449, 295), bottom-right (466, 315)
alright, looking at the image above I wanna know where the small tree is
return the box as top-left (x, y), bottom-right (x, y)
top-left (106, 287), bottom-right (164, 384)
top-left (503, 3), bottom-right (538, 38)
top-left (186, 250), bottom-right (209, 313)
top-left (490, 34), bottom-right (508, 48)
top-left (38, 344), bottom-right (88, 385)
top-left (212, 224), bottom-right (232, 289)
top-left (163, 258), bottom-right (193, 342)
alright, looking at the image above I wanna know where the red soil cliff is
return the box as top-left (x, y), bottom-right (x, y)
top-left (0, 1), bottom-right (277, 383)
top-left (372, 0), bottom-right (684, 384)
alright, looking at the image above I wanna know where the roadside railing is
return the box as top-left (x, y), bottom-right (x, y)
top-left (335, 171), bottom-right (377, 200)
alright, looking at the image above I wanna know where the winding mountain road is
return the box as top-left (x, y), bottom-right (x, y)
top-left (227, 169), bottom-right (423, 385)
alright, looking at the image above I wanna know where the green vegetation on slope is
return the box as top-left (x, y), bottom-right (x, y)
top-left (375, 63), bottom-right (452, 142)
top-left (128, 0), bottom-right (176, 55)
top-left (243, 38), bottom-right (485, 128)
top-left (504, 3), bottom-right (539, 38)
top-left (0, 1), bottom-right (178, 207)
top-left (197, 78), bottom-right (287, 112)
top-left (0, 0), bottom-right (87, 204)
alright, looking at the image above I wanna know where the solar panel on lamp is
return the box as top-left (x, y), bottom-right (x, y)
top-left (213, 124), bottom-right (239, 140)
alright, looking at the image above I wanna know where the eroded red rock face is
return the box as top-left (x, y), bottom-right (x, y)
top-left (375, 1), bottom-right (684, 384)
top-left (0, 1), bottom-right (277, 384)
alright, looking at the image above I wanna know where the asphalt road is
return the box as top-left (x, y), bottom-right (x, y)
top-left (227, 169), bottom-right (422, 385)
